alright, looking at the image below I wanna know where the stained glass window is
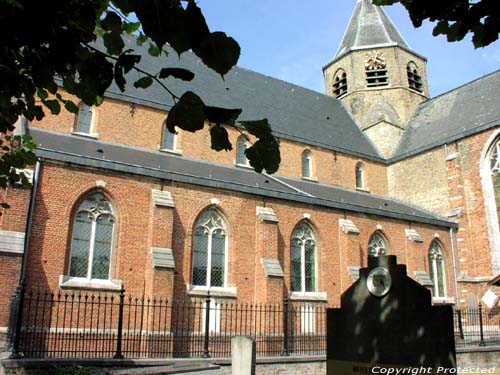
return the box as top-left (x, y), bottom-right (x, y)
top-left (291, 223), bottom-right (317, 292)
top-left (69, 193), bottom-right (114, 280)
top-left (192, 209), bottom-right (227, 287)
top-left (429, 241), bottom-right (446, 297)
top-left (368, 232), bottom-right (387, 257)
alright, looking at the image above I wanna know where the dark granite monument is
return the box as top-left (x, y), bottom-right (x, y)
top-left (327, 255), bottom-right (456, 374)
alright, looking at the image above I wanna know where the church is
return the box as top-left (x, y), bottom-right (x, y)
top-left (1, 0), bottom-right (499, 345)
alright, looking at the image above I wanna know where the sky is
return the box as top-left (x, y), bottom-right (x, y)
top-left (197, 0), bottom-right (500, 98)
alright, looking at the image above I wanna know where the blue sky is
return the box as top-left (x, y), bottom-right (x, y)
top-left (197, 0), bottom-right (500, 98)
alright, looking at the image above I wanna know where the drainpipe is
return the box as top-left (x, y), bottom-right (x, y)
top-left (10, 158), bottom-right (41, 358)
top-left (449, 227), bottom-right (461, 310)
top-left (19, 159), bottom-right (41, 284)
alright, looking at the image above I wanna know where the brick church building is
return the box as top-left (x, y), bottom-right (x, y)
top-left (1, 0), bottom-right (499, 339)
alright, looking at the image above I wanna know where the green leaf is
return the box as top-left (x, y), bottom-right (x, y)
top-left (210, 125), bottom-right (232, 151)
top-left (193, 32), bottom-right (240, 77)
top-left (205, 107), bottom-right (242, 125)
top-left (158, 68), bottom-right (195, 81)
top-left (166, 91), bottom-right (206, 133)
top-left (433, 21), bottom-right (449, 37)
top-left (64, 100), bottom-right (79, 114)
top-left (245, 136), bottom-right (281, 174)
top-left (111, 0), bottom-right (134, 14)
top-left (103, 31), bottom-right (125, 55)
top-left (185, 0), bottom-right (210, 47)
top-left (42, 99), bottom-right (61, 115)
top-left (136, 33), bottom-right (148, 46)
top-left (148, 43), bottom-right (161, 57)
top-left (101, 11), bottom-right (122, 32)
top-left (124, 21), bottom-right (141, 35)
top-left (37, 88), bottom-right (48, 101)
top-left (114, 51), bottom-right (141, 91)
top-left (133, 76), bottom-right (154, 89)
top-left (240, 119), bottom-right (272, 139)
top-left (135, 0), bottom-right (190, 54)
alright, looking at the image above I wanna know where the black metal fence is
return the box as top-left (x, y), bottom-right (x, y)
top-left (7, 288), bottom-right (500, 359)
top-left (453, 304), bottom-right (500, 349)
top-left (7, 288), bottom-right (330, 359)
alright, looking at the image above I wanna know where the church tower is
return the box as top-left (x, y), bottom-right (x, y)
top-left (323, 0), bottom-right (429, 158)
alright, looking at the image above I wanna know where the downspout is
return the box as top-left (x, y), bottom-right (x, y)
top-left (11, 158), bottom-right (41, 358)
top-left (449, 227), bottom-right (461, 309)
top-left (18, 159), bottom-right (41, 284)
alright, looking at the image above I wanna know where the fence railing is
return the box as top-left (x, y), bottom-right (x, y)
top-left (7, 288), bottom-right (500, 359)
top-left (7, 288), bottom-right (331, 359)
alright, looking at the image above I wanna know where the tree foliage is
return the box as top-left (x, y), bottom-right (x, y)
top-left (0, 0), bottom-right (281, 197)
top-left (374, 0), bottom-right (500, 48)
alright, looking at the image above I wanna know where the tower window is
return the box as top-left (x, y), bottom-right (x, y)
top-left (302, 150), bottom-right (312, 179)
top-left (161, 120), bottom-right (177, 151)
top-left (365, 51), bottom-right (388, 87)
top-left (333, 69), bottom-right (348, 98)
top-left (407, 63), bottom-right (423, 92)
top-left (75, 104), bottom-right (93, 134)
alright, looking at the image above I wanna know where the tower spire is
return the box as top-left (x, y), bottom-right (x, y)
top-left (334, 0), bottom-right (413, 61)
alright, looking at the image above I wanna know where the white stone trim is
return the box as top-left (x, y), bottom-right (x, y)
top-left (289, 291), bottom-right (328, 302)
top-left (0, 230), bottom-right (25, 254)
top-left (186, 285), bottom-right (237, 298)
top-left (480, 129), bottom-right (500, 274)
top-left (0, 326), bottom-right (7, 333)
top-left (70, 131), bottom-right (99, 139)
top-left (256, 206), bottom-right (278, 223)
top-left (151, 189), bottom-right (174, 208)
top-left (339, 219), bottom-right (360, 234)
top-left (405, 229), bottom-right (423, 243)
top-left (261, 258), bottom-right (284, 277)
top-left (151, 247), bottom-right (175, 269)
top-left (59, 275), bottom-right (122, 291)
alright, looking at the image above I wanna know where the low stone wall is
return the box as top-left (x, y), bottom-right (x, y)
top-left (219, 357), bottom-right (325, 375)
top-left (457, 347), bottom-right (500, 368)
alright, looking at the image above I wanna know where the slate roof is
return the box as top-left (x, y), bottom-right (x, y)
top-left (29, 127), bottom-right (456, 228)
top-left (391, 70), bottom-right (500, 162)
top-left (328, 0), bottom-right (417, 64)
top-left (93, 36), bottom-right (383, 162)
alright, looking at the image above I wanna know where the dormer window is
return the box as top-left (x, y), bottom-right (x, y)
top-left (75, 104), bottom-right (93, 134)
top-left (302, 150), bottom-right (312, 179)
top-left (365, 51), bottom-right (388, 87)
top-left (407, 62), bottom-right (423, 92)
top-left (333, 69), bottom-right (348, 98)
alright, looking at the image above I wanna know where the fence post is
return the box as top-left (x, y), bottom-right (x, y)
top-left (478, 303), bottom-right (485, 347)
top-left (202, 291), bottom-right (211, 358)
top-left (114, 286), bottom-right (125, 359)
top-left (9, 280), bottom-right (26, 359)
top-left (456, 309), bottom-right (464, 340)
top-left (281, 295), bottom-right (289, 356)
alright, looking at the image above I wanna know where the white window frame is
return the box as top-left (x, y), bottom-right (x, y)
top-left (67, 194), bottom-right (115, 282)
top-left (368, 232), bottom-right (387, 257)
top-left (291, 223), bottom-right (318, 293)
top-left (161, 122), bottom-right (178, 152)
top-left (356, 162), bottom-right (364, 189)
top-left (236, 136), bottom-right (250, 166)
top-left (302, 151), bottom-right (312, 179)
top-left (429, 241), bottom-right (447, 298)
top-left (72, 104), bottom-right (98, 138)
top-left (192, 209), bottom-right (229, 289)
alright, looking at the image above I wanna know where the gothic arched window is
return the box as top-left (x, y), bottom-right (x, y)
top-left (236, 136), bottom-right (249, 166)
top-left (368, 232), bottom-right (387, 257)
top-left (407, 62), bottom-right (423, 92)
top-left (69, 193), bottom-right (115, 280)
top-left (161, 121), bottom-right (177, 151)
top-left (333, 69), bottom-right (348, 98)
top-left (192, 209), bottom-right (228, 288)
top-left (302, 150), bottom-right (312, 179)
top-left (490, 140), bottom-right (500, 229)
top-left (75, 104), bottom-right (93, 134)
top-left (355, 162), bottom-right (364, 189)
top-left (429, 241), bottom-right (446, 297)
top-left (291, 222), bottom-right (317, 292)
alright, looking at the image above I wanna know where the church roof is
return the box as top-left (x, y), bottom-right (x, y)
top-left (97, 36), bottom-right (383, 162)
top-left (391, 70), bottom-right (500, 162)
top-left (330, 0), bottom-right (415, 63)
top-left (29, 127), bottom-right (456, 228)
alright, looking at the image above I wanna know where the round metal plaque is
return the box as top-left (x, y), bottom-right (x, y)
top-left (367, 267), bottom-right (392, 297)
